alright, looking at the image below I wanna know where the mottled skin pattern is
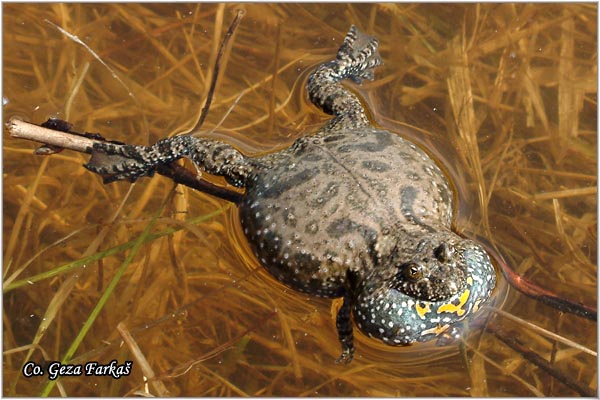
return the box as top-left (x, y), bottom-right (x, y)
top-left (85, 26), bottom-right (497, 363)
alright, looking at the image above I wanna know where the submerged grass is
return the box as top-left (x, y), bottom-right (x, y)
top-left (3, 3), bottom-right (597, 397)
top-left (39, 187), bottom-right (175, 396)
top-left (3, 208), bottom-right (230, 292)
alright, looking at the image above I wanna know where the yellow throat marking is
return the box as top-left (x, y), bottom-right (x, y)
top-left (437, 277), bottom-right (473, 317)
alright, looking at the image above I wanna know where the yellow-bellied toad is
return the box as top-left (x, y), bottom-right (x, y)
top-left (85, 26), bottom-right (497, 363)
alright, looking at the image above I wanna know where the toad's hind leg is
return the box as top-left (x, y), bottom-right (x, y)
top-left (84, 135), bottom-right (253, 187)
top-left (307, 25), bottom-right (383, 132)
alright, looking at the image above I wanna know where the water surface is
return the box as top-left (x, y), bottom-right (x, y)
top-left (3, 3), bottom-right (596, 396)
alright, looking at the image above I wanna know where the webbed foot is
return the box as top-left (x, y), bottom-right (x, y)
top-left (336, 25), bottom-right (383, 84)
top-left (84, 142), bottom-right (157, 183)
top-left (335, 339), bottom-right (355, 364)
top-left (307, 26), bottom-right (383, 131)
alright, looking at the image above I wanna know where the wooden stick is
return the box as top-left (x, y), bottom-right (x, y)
top-left (6, 117), bottom-right (96, 153)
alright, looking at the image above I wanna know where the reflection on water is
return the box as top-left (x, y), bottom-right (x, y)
top-left (3, 3), bottom-right (596, 396)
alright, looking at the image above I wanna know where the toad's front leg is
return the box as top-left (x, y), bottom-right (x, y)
top-left (84, 135), bottom-right (254, 187)
top-left (335, 293), bottom-right (356, 364)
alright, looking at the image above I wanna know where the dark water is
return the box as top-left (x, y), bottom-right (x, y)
top-left (3, 3), bottom-right (596, 396)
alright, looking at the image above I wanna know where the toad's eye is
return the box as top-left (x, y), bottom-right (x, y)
top-left (400, 262), bottom-right (424, 281)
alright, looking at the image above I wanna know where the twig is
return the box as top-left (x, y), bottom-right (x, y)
top-left (188, 8), bottom-right (245, 134)
top-left (7, 118), bottom-right (96, 153)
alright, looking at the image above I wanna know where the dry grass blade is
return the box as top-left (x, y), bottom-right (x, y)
top-left (491, 308), bottom-right (596, 357)
top-left (4, 157), bottom-right (50, 265)
top-left (44, 19), bottom-right (149, 133)
top-left (462, 341), bottom-right (489, 397)
top-left (464, 342), bottom-right (545, 396)
top-left (557, 13), bottom-right (581, 161)
top-left (532, 186), bottom-right (597, 201)
top-left (446, 35), bottom-right (488, 232)
top-left (117, 322), bottom-right (170, 396)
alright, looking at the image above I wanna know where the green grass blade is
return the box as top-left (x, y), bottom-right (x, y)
top-left (38, 200), bottom-right (228, 396)
top-left (3, 206), bottom-right (229, 293)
